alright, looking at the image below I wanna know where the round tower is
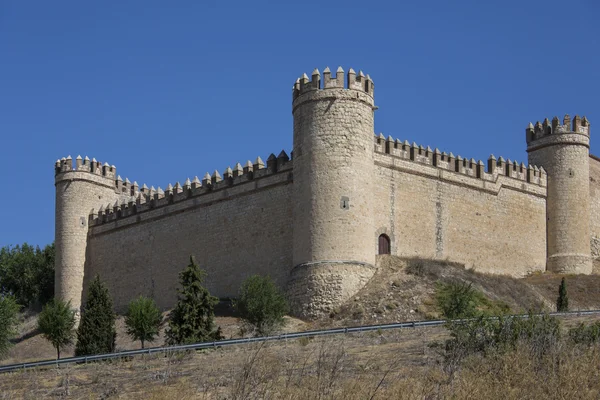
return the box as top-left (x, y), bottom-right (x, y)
top-left (289, 67), bottom-right (377, 318)
top-left (526, 114), bottom-right (592, 274)
top-left (55, 156), bottom-right (122, 313)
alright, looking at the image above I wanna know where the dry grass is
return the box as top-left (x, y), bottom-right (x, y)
top-left (322, 256), bottom-right (600, 327)
top-left (3, 315), bottom-right (600, 399)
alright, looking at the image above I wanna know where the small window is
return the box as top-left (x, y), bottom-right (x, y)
top-left (378, 234), bottom-right (391, 255)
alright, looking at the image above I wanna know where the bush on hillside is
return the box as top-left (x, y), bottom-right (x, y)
top-left (444, 313), bottom-right (561, 369)
top-left (125, 296), bottom-right (162, 349)
top-left (75, 276), bottom-right (116, 356)
top-left (0, 243), bottom-right (55, 308)
top-left (165, 256), bottom-right (221, 345)
top-left (236, 275), bottom-right (289, 336)
top-left (435, 281), bottom-right (510, 319)
top-left (37, 298), bottom-right (76, 359)
top-left (569, 321), bottom-right (600, 345)
top-left (0, 295), bottom-right (20, 359)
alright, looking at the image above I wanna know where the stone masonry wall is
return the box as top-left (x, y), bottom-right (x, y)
top-left (372, 137), bottom-right (547, 276)
top-left (84, 169), bottom-right (293, 313)
top-left (589, 155), bottom-right (600, 258)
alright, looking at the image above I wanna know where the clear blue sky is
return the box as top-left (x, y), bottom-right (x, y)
top-left (1, 0), bottom-right (599, 247)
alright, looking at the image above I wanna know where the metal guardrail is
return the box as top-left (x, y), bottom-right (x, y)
top-left (1, 309), bottom-right (599, 374)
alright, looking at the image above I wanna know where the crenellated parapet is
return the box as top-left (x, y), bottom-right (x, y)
top-left (526, 114), bottom-right (590, 149)
top-left (89, 150), bottom-right (292, 226)
top-left (55, 155), bottom-right (117, 179)
top-left (374, 134), bottom-right (547, 187)
top-left (292, 67), bottom-right (374, 101)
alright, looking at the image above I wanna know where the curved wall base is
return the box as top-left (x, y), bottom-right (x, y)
top-left (287, 261), bottom-right (376, 319)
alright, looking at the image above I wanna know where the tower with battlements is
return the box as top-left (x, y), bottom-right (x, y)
top-left (526, 115), bottom-right (593, 274)
top-left (54, 67), bottom-right (595, 319)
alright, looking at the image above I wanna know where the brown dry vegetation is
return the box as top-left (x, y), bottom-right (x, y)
top-left (4, 256), bottom-right (600, 398)
top-left (2, 315), bottom-right (600, 399)
top-left (321, 256), bottom-right (600, 327)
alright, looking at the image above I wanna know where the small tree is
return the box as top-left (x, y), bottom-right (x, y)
top-left (0, 295), bottom-right (20, 359)
top-left (165, 256), bottom-right (221, 345)
top-left (37, 299), bottom-right (76, 359)
top-left (557, 277), bottom-right (569, 312)
top-left (125, 296), bottom-right (162, 349)
top-left (236, 275), bottom-right (289, 335)
top-left (436, 281), bottom-right (479, 319)
top-left (75, 276), bottom-right (116, 356)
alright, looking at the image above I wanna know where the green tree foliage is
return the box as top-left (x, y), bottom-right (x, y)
top-left (0, 242), bottom-right (55, 307)
top-left (0, 295), bottom-right (20, 359)
top-left (435, 281), bottom-right (510, 319)
top-left (556, 277), bottom-right (569, 312)
top-left (125, 296), bottom-right (162, 349)
top-left (444, 313), bottom-right (561, 367)
top-left (37, 299), bottom-right (76, 359)
top-left (165, 256), bottom-right (221, 345)
top-left (236, 275), bottom-right (289, 335)
top-left (75, 276), bottom-right (116, 356)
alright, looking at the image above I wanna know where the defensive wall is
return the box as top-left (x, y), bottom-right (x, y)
top-left (55, 66), bottom-right (595, 318)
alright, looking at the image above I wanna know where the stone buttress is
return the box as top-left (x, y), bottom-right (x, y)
top-left (527, 115), bottom-right (592, 274)
top-left (288, 67), bottom-right (377, 317)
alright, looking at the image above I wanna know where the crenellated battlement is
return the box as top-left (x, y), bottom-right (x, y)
top-left (55, 155), bottom-right (117, 179)
top-left (292, 66), bottom-right (374, 101)
top-left (526, 114), bottom-right (590, 144)
top-left (374, 134), bottom-right (547, 187)
top-left (89, 150), bottom-right (292, 227)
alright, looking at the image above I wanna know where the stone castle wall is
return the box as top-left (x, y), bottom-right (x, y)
top-left (79, 155), bottom-right (293, 312)
top-left (54, 68), bottom-right (597, 319)
top-left (372, 136), bottom-right (547, 276)
top-left (589, 155), bottom-right (600, 259)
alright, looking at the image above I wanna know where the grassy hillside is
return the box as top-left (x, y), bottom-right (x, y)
top-left (319, 256), bottom-right (600, 327)
top-left (3, 255), bottom-right (600, 399)
top-left (1, 314), bottom-right (600, 399)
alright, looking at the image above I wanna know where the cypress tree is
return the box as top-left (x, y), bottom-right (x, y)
top-left (556, 277), bottom-right (569, 312)
top-left (74, 275), bottom-right (116, 356)
top-left (165, 256), bottom-right (221, 345)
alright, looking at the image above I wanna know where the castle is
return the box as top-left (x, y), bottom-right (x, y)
top-left (54, 67), bottom-right (599, 318)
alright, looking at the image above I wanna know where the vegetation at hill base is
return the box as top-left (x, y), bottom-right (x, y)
top-left (165, 256), bottom-right (222, 345)
top-left (0, 243), bottom-right (55, 308)
top-left (75, 276), bottom-right (116, 356)
top-left (556, 277), bottom-right (569, 312)
top-left (236, 274), bottom-right (289, 335)
top-left (435, 281), bottom-right (511, 319)
top-left (0, 295), bottom-right (20, 359)
top-left (37, 298), bottom-right (76, 359)
top-left (125, 296), bottom-right (162, 349)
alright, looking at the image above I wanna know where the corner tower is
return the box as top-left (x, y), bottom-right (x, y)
top-left (526, 115), bottom-right (592, 274)
top-left (289, 67), bottom-right (377, 317)
top-left (55, 156), bottom-right (124, 313)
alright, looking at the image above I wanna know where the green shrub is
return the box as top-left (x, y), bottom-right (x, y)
top-left (444, 313), bottom-right (561, 367)
top-left (75, 276), bottom-right (116, 356)
top-left (125, 296), bottom-right (162, 349)
top-left (569, 321), bottom-right (600, 345)
top-left (236, 275), bottom-right (288, 336)
top-left (556, 277), bottom-right (569, 312)
top-left (165, 256), bottom-right (221, 345)
top-left (435, 281), bottom-right (510, 319)
top-left (38, 298), bottom-right (76, 359)
top-left (0, 295), bottom-right (20, 359)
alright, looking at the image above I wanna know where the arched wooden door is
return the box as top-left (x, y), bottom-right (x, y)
top-left (378, 234), bottom-right (391, 255)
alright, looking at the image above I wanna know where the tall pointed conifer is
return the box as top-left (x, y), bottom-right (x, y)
top-left (74, 275), bottom-right (116, 356)
top-left (165, 256), bottom-right (221, 345)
